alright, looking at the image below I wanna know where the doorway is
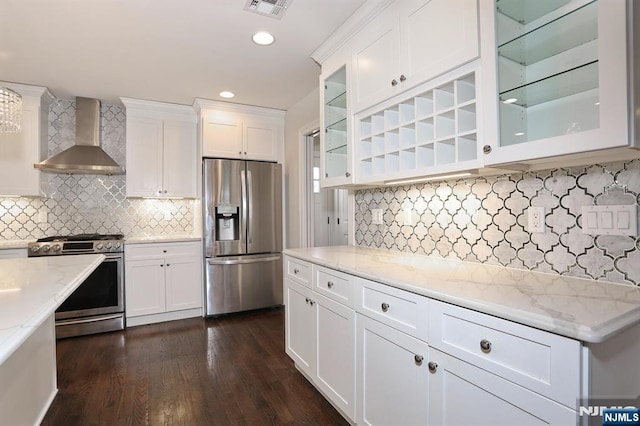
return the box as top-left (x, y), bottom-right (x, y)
top-left (306, 130), bottom-right (348, 247)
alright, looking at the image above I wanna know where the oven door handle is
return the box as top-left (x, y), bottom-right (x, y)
top-left (55, 313), bottom-right (123, 326)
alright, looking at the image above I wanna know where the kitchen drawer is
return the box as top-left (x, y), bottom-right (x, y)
top-left (125, 241), bottom-right (200, 261)
top-left (356, 278), bottom-right (428, 341)
top-left (313, 265), bottom-right (355, 308)
top-left (429, 300), bottom-right (580, 408)
top-left (284, 256), bottom-right (312, 287)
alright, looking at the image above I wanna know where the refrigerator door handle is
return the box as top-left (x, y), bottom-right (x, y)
top-left (207, 255), bottom-right (281, 265)
top-left (247, 169), bottom-right (253, 244)
top-left (240, 168), bottom-right (248, 247)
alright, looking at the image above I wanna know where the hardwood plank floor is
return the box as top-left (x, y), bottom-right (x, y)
top-left (41, 308), bottom-right (348, 426)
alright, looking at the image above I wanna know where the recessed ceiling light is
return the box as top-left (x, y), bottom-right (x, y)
top-left (252, 31), bottom-right (275, 46)
top-left (502, 98), bottom-right (518, 104)
top-left (219, 91), bottom-right (235, 99)
top-left (594, 101), bottom-right (600, 106)
top-left (514, 132), bottom-right (525, 136)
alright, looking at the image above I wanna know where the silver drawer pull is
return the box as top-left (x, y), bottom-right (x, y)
top-left (480, 339), bottom-right (492, 353)
top-left (414, 354), bottom-right (423, 365)
top-left (327, 281), bottom-right (334, 288)
top-left (381, 302), bottom-right (390, 312)
top-left (293, 268), bottom-right (299, 274)
top-left (428, 361), bottom-right (438, 373)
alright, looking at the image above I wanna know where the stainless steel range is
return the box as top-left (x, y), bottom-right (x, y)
top-left (28, 234), bottom-right (125, 338)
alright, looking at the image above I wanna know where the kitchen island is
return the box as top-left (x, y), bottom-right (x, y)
top-left (0, 254), bottom-right (104, 426)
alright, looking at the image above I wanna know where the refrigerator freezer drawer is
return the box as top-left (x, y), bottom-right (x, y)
top-left (205, 254), bottom-right (283, 315)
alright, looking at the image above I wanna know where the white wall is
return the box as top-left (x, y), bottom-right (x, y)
top-left (284, 87), bottom-right (319, 249)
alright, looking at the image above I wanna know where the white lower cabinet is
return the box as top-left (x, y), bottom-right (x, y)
top-left (428, 349), bottom-right (575, 426)
top-left (0, 248), bottom-right (27, 259)
top-left (125, 241), bottom-right (202, 326)
top-left (284, 265), bottom-right (356, 422)
top-left (285, 279), bottom-right (316, 377)
top-left (283, 255), bottom-right (640, 425)
top-left (356, 313), bottom-right (429, 426)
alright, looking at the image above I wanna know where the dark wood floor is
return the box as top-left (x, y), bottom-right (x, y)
top-left (41, 308), bottom-right (347, 426)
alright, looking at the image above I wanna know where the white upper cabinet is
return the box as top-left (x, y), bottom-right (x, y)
top-left (352, 0), bottom-right (479, 114)
top-left (480, 0), bottom-right (633, 167)
top-left (399, 0), bottom-right (479, 95)
top-left (320, 53), bottom-right (356, 187)
top-left (0, 82), bottom-right (54, 197)
top-left (194, 99), bottom-right (284, 163)
top-left (352, 6), bottom-right (400, 114)
top-left (122, 98), bottom-right (197, 198)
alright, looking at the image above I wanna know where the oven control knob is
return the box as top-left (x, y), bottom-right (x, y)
top-left (105, 242), bottom-right (112, 249)
top-left (42, 244), bottom-right (51, 252)
top-left (114, 242), bottom-right (122, 250)
top-left (96, 243), bottom-right (104, 250)
top-left (31, 246), bottom-right (40, 253)
top-left (53, 244), bottom-right (61, 252)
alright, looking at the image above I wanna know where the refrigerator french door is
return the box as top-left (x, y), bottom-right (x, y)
top-left (203, 159), bottom-right (283, 315)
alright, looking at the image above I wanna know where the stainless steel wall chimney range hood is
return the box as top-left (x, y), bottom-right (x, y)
top-left (34, 97), bottom-right (125, 175)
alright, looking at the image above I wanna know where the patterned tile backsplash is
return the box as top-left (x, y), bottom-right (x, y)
top-left (355, 160), bottom-right (640, 286)
top-left (0, 99), bottom-right (195, 241)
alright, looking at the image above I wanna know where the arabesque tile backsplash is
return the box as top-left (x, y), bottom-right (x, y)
top-left (0, 99), bottom-right (195, 241)
top-left (355, 160), bottom-right (640, 286)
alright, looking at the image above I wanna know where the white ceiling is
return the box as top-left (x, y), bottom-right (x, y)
top-left (0, 0), bottom-right (365, 110)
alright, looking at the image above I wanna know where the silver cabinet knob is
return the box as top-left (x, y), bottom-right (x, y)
top-left (327, 281), bottom-right (334, 288)
top-left (345, 172), bottom-right (351, 178)
top-left (480, 339), bottom-right (492, 353)
top-left (160, 264), bottom-right (164, 267)
top-left (483, 144), bottom-right (492, 154)
top-left (391, 79), bottom-right (398, 87)
top-left (305, 297), bottom-right (309, 304)
top-left (414, 354), bottom-right (423, 365)
top-left (244, 152), bottom-right (247, 155)
top-left (309, 300), bottom-right (315, 306)
top-left (157, 190), bottom-right (162, 194)
top-left (239, 151), bottom-right (242, 155)
top-left (381, 302), bottom-right (390, 312)
top-left (166, 264), bottom-right (170, 267)
top-left (399, 74), bottom-right (406, 82)
top-left (163, 190), bottom-right (168, 194)
top-left (428, 361), bottom-right (438, 373)
top-left (293, 268), bottom-right (299, 274)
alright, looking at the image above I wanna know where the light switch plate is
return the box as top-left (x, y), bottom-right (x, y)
top-left (581, 205), bottom-right (637, 236)
top-left (372, 209), bottom-right (383, 225)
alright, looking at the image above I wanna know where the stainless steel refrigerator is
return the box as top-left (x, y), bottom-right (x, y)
top-left (203, 158), bottom-right (283, 315)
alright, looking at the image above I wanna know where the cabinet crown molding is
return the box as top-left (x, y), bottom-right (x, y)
top-left (0, 81), bottom-right (55, 103)
top-left (193, 98), bottom-right (286, 119)
top-left (310, 0), bottom-right (393, 65)
top-left (120, 97), bottom-right (197, 121)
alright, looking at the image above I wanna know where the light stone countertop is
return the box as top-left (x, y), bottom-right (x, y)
top-left (284, 245), bottom-right (640, 343)
top-left (0, 254), bottom-right (105, 364)
top-left (0, 241), bottom-right (29, 249)
top-left (125, 235), bottom-right (202, 244)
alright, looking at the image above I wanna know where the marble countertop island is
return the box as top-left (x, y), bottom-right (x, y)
top-left (284, 246), bottom-right (640, 343)
top-left (0, 254), bottom-right (105, 364)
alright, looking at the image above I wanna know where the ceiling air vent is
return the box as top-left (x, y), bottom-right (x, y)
top-left (244, 0), bottom-right (293, 20)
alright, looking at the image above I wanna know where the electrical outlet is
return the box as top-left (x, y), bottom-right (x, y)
top-left (528, 206), bottom-right (545, 233)
top-left (372, 209), bottom-right (383, 225)
top-left (37, 211), bottom-right (47, 224)
top-left (164, 211), bottom-right (172, 221)
top-left (403, 208), bottom-right (413, 226)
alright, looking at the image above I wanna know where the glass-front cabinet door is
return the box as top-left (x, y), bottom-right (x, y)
top-left (482, 0), bottom-right (630, 166)
top-left (320, 62), bottom-right (354, 187)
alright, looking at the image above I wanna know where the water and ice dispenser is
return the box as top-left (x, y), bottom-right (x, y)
top-left (215, 204), bottom-right (240, 242)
